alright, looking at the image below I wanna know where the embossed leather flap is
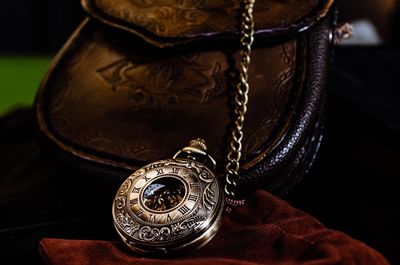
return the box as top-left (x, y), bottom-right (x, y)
top-left (35, 1), bottom-right (334, 195)
top-left (82, 0), bottom-right (334, 47)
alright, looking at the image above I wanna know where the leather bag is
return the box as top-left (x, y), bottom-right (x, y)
top-left (35, 0), bottom-right (336, 197)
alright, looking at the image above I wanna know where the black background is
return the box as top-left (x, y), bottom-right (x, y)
top-left (0, 1), bottom-right (83, 54)
top-left (0, 0), bottom-right (399, 54)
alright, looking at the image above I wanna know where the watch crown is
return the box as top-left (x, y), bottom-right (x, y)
top-left (174, 138), bottom-right (216, 170)
top-left (188, 138), bottom-right (208, 152)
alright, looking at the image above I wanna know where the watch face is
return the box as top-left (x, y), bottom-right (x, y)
top-left (112, 158), bottom-right (224, 255)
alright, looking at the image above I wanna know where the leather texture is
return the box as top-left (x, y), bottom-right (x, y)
top-left (35, 0), bottom-right (335, 196)
top-left (82, 0), bottom-right (334, 47)
top-left (238, 13), bottom-right (332, 196)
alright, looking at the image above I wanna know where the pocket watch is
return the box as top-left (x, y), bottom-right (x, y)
top-left (112, 0), bottom-right (255, 256)
top-left (112, 139), bottom-right (224, 255)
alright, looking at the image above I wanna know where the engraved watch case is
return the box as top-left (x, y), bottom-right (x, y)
top-left (112, 140), bottom-right (224, 256)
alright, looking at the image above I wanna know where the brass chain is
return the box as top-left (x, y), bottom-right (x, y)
top-left (224, 0), bottom-right (255, 198)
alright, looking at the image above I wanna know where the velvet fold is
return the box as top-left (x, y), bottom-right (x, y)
top-left (39, 190), bottom-right (389, 265)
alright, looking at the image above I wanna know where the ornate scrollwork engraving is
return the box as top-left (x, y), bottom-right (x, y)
top-left (118, 179), bottom-right (132, 195)
top-left (139, 226), bottom-right (171, 242)
top-left (113, 157), bottom-right (223, 253)
top-left (116, 210), bottom-right (140, 236)
top-left (115, 196), bottom-right (126, 209)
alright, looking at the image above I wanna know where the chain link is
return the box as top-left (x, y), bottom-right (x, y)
top-left (224, 0), bottom-right (255, 198)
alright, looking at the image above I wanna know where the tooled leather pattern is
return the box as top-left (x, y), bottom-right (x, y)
top-left (96, 55), bottom-right (226, 109)
top-left (34, 1), bottom-right (334, 196)
top-left (44, 20), bottom-right (296, 166)
top-left (88, 0), bottom-right (320, 38)
top-left (238, 15), bottom-right (332, 191)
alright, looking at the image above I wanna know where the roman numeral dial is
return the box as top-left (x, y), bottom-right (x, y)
top-left (188, 194), bottom-right (198, 202)
top-left (178, 205), bottom-right (190, 215)
top-left (171, 167), bottom-right (180, 174)
top-left (113, 157), bottom-right (224, 254)
top-left (123, 161), bottom-right (208, 236)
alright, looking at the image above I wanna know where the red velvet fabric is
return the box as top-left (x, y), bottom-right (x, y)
top-left (39, 190), bottom-right (390, 265)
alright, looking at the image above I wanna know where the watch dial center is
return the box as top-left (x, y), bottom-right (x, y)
top-left (143, 177), bottom-right (186, 212)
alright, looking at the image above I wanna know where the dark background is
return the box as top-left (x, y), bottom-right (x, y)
top-left (0, 0), bottom-right (399, 54)
top-left (0, 1), bottom-right (84, 54)
top-left (0, 1), bottom-right (399, 265)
